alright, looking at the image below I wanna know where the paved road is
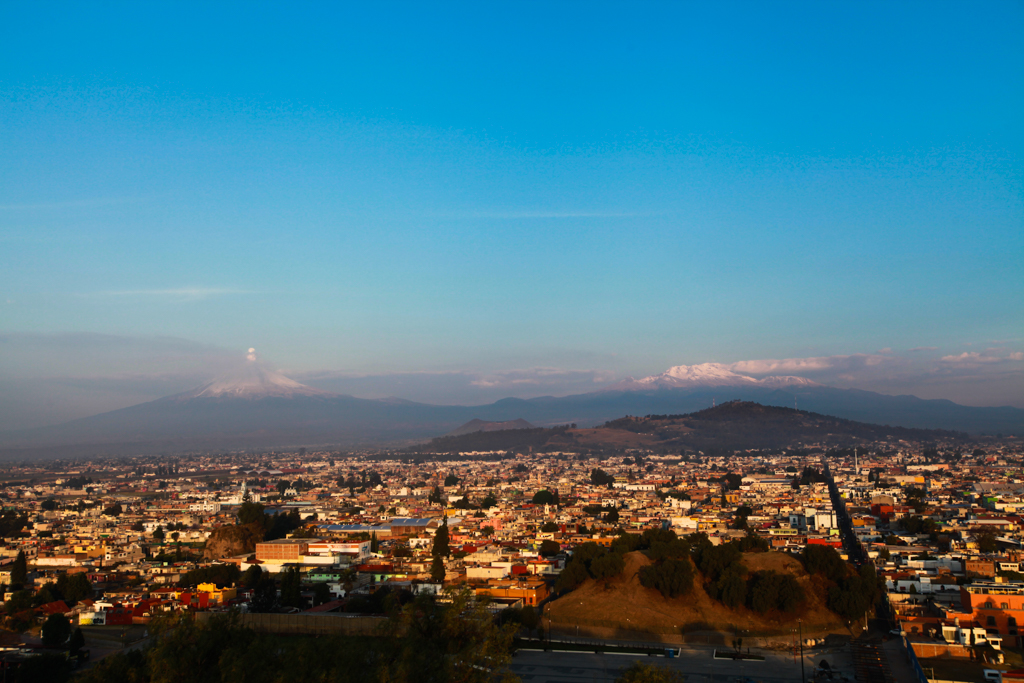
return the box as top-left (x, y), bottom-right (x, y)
top-left (511, 644), bottom-right (853, 683)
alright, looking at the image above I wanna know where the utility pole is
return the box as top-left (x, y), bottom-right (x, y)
top-left (798, 619), bottom-right (805, 682)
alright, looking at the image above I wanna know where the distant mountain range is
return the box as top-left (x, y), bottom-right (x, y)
top-left (0, 362), bottom-right (1020, 457)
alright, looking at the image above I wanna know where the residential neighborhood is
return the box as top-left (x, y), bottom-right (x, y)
top-left (3, 435), bottom-right (1024, 680)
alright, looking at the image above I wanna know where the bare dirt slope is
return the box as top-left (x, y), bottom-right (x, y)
top-left (546, 551), bottom-right (848, 638)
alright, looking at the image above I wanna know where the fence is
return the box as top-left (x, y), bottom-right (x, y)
top-left (902, 635), bottom-right (931, 683)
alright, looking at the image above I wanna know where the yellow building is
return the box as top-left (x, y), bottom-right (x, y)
top-left (196, 583), bottom-right (237, 604)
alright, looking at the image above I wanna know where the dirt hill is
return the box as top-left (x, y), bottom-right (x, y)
top-left (545, 550), bottom-right (849, 640)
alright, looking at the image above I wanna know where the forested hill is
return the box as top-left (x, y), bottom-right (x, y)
top-left (408, 401), bottom-right (966, 455)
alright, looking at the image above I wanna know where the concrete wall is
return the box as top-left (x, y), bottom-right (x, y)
top-left (196, 612), bottom-right (387, 636)
top-left (910, 641), bottom-right (971, 659)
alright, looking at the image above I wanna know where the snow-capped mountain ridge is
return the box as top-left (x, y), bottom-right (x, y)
top-left (611, 363), bottom-right (820, 390)
top-left (176, 356), bottom-right (333, 400)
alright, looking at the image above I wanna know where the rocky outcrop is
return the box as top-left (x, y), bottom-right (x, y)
top-left (202, 522), bottom-right (265, 560)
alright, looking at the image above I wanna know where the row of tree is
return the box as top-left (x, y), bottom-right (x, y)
top-left (70, 588), bottom-right (518, 683)
top-left (554, 530), bottom-right (879, 621)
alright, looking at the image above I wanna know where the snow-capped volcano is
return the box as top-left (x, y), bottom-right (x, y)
top-left (176, 349), bottom-right (333, 399)
top-left (610, 363), bottom-right (820, 390)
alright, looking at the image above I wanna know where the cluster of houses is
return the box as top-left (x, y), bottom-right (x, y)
top-left (2, 436), bottom-right (1023, 675)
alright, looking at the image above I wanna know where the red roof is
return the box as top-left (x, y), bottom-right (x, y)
top-left (304, 598), bottom-right (346, 613)
top-left (39, 600), bottom-right (70, 615)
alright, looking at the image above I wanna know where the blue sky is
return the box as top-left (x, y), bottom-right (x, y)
top-left (1, 2), bottom-right (1022, 426)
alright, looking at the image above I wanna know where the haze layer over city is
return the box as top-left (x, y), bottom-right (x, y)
top-left (0, 3), bottom-right (1021, 683)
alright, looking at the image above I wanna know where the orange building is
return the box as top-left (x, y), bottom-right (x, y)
top-left (957, 583), bottom-right (1024, 646)
top-left (474, 578), bottom-right (550, 607)
top-left (965, 558), bottom-right (997, 579)
top-left (255, 539), bottom-right (309, 562)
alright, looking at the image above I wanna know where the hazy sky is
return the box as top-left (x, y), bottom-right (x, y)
top-left (1, 2), bottom-right (1022, 428)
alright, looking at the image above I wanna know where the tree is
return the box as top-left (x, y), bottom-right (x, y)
top-left (41, 499), bottom-right (59, 511)
top-left (709, 564), bottom-right (747, 608)
top-left (57, 572), bottom-right (93, 604)
top-left (432, 518), bottom-right (450, 559)
top-left (518, 604), bottom-right (540, 637)
top-left (11, 550), bottom-right (27, 586)
top-left (69, 627), bottom-right (85, 653)
top-left (42, 613), bottom-right (72, 647)
top-left (604, 508), bottom-right (620, 523)
top-left (802, 544), bottom-right (847, 583)
top-left (976, 530), bottom-right (999, 554)
top-left (382, 587), bottom-right (518, 683)
top-left (532, 490), bottom-right (556, 506)
top-left (153, 526), bottom-right (165, 541)
top-left (828, 563), bottom-right (881, 621)
top-left (481, 494), bottom-right (498, 508)
top-left (444, 473), bottom-right (459, 487)
top-left (748, 571), bottom-right (804, 614)
top-left (722, 473), bottom-right (743, 490)
top-left (279, 567), bottom-right (303, 608)
top-left (481, 525), bottom-right (495, 537)
top-left (370, 531), bottom-right (379, 554)
top-left (590, 469), bottom-right (615, 487)
top-left (589, 551), bottom-right (625, 580)
top-left (249, 576), bottom-right (278, 613)
top-left (693, 541), bottom-right (741, 584)
top-left (540, 521), bottom-right (559, 533)
top-left (103, 503), bottom-right (123, 516)
top-left (13, 653), bottom-right (72, 683)
top-left (241, 564), bottom-right (263, 590)
top-left (179, 564), bottom-right (240, 589)
top-left (539, 539), bottom-right (561, 557)
top-left (237, 501), bottom-right (266, 526)
top-left (733, 505), bottom-right (753, 529)
top-left (615, 661), bottom-right (685, 683)
top-left (638, 558), bottom-right (695, 598)
top-left (312, 582), bottom-right (332, 606)
top-left (555, 558), bottom-right (590, 593)
top-left (430, 555), bottom-right (446, 583)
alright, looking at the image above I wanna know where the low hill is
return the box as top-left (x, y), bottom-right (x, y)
top-left (546, 550), bottom-right (848, 639)
top-left (405, 425), bottom-right (574, 454)
top-left (446, 418), bottom-right (535, 436)
top-left (411, 400), bottom-right (964, 454)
